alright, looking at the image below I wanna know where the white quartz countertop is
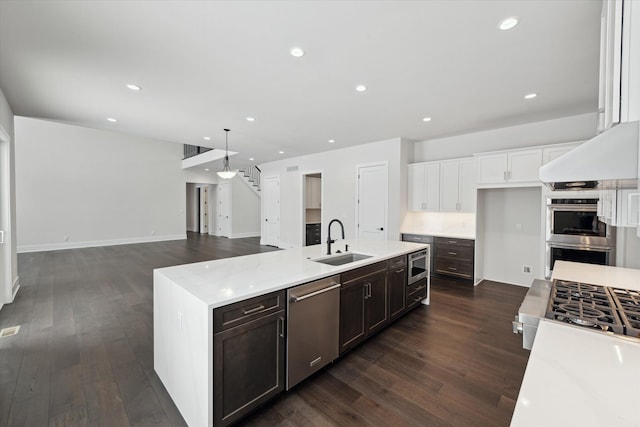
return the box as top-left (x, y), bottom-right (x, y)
top-left (552, 261), bottom-right (640, 291)
top-left (511, 319), bottom-right (640, 427)
top-left (401, 230), bottom-right (476, 239)
top-left (154, 239), bottom-right (427, 308)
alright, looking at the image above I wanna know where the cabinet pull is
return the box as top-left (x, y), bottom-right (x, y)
top-left (364, 282), bottom-right (372, 299)
top-left (503, 171), bottom-right (507, 181)
top-left (448, 251), bottom-right (457, 256)
top-left (279, 317), bottom-right (285, 338)
top-left (242, 304), bottom-right (265, 315)
top-left (413, 285), bottom-right (425, 292)
top-left (448, 240), bottom-right (457, 244)
top-left (448, 267), bottom-right (458, 271)
top-left (413, 296), bottom-right (424, 303)
top-left (395, 268), bottom-right (405, 274)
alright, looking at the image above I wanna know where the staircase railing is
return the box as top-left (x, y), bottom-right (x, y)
top-left (183, 144), bottom-right (212, 159)
top-left (239, 165), bottom-right (261, 192)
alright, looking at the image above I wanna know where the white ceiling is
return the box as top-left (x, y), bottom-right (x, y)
top-left (0, 0), bottom-right (602, 170)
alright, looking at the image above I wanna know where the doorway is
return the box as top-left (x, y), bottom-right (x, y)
top-left (357, 162), bottom-right (388, 240)
top-left (186, 183), bottom-right (215, 235)
top-left (302, 172), bottom-right (322, 246)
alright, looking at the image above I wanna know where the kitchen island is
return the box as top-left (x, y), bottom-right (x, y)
top-left (511, 261), bottom-right (640, 426)
top-left (153, 239), bottom-right (428, 426)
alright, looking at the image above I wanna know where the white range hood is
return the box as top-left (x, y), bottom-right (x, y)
top-left (539, 121), bottom-right (639, 190)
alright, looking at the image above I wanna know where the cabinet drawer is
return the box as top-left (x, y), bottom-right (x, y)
top-left (434, 257), bottom-right (473, 279)
top-left (214, 290), bottom-right (286, 333)
top-left (406, 279), bottom-right (427, 308)
top-left (436, 244), bottom-right (473, 261)
top-left (435, 237), bottom-right (474, 247)
top-left (387, 255), bottom-right (406, 271)
top-left (341, 261), bottom-right (387, 285)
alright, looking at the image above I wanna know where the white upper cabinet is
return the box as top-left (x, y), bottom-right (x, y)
top-left (476, 148), bottom-right (542, 187)
top-left (458, 158), bottom-right (477, 212)
top-left (409, 157), bottom-right (476, 213)
top-left (542, 143), bottom-right (581, 164)
top-left (408, 162), bottom-right (440, 211)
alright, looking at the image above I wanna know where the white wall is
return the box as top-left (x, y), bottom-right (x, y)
top-left (259, 137), bottom-right (404, 248)
top-left (414, 113), bottom-right (597, 161)
top-left (0, 86), bottom-right (18, 309)
top-left (230, 176), bottom-right (260, 238)
top-left (479, 187), bottom-right (543, 286)
top-left (15, 117), bottom-right (186, 251)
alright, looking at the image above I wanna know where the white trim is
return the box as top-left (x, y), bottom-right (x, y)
top-left (0, 123), bottom-right (13, 310)
top-left (17, 234), bottom-right (187, 253)
top-left (228, 232), bottom-right (261, 239)
top-left (11, 276), bottom-right (19, 302)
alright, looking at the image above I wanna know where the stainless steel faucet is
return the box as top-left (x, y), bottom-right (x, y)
top-left (326, 219), bottom-right (345, 255)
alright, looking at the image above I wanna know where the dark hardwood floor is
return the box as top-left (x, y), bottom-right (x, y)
top-left (0, 234), bottom-right (530, 426)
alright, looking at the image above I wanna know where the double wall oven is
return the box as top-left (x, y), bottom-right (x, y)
top-left (545, 197), bottom-right (615, 278)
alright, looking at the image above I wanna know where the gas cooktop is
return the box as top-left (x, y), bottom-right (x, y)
top-left (545, 280), bottom-right (640, 338)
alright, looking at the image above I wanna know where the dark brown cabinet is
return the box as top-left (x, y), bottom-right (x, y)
top-left (213, 291), bottom-right (286, 426)
top-left (339, 261), bottom-right (388, 354)
top-left (434, 237), bottom-right (474, 281)
top-left (387, 255), bottom-right (407, 321)
top-left (406, 278), bottom-right (428, 310)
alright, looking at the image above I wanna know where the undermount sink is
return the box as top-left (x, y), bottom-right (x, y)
top-left (312, 253), bottom-right (372, 266)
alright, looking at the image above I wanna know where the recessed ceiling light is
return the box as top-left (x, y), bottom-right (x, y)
top-left (204, 168), bottom-right (209, 171)
top-left (355, 85), bottom-right (367, 92)
top-left (126, 83), bottom-right (142, 91)
top-left (328, 139), bottom-right (335, 143)
top-left (290, 47), bottom-right (305, 57)
top-left (422, 117), bottom-right (432, 122)
top-left (106, 117), bottom-right (117, 122)
top-left (246, 117), bottom-right (255, 122)
top-left (249, 157), bottom-right (254, 161)
top-left (524, 93), bottom-right (537, 99)
top-left (498, 16), bottom-right (519, 31)
top-left (203, 136), bottom-right (211, 140)
top-left (279, 151), bottom-right (284, 154)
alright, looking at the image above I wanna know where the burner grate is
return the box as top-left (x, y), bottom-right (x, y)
top-left (546, 280), bottom-right (625, 334)
top-left (609, 287), bottom-right (640, 338)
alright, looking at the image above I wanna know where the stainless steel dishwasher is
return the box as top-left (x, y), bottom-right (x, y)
top-left (286, 275), bottom-right (340, 390)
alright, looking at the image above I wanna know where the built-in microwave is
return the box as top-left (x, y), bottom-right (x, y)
top-left (408, 249), bottom-right (429, 285)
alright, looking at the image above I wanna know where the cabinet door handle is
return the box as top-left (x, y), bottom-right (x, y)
top-left (448, 267), bottom-right (458, 271)
top-left (448, 240), bottom-right (457, 244)
top-left (364, 282), bottom-right (372, 299)
top-left (448, 252), bottom-right (457, 256)
top-left (395, 268), bottom-right (405, 274)
top-left (279, 317), bottom-right (285, 338)
top-left (413, 296), bottom-right (424, 303)
top-left (503, 171), bottom-right (507, 181)
top-left (242, 304), bottom-right (265, 315)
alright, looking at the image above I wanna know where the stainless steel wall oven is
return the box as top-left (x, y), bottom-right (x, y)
top-left (545, 197), bottom-right (615, 278)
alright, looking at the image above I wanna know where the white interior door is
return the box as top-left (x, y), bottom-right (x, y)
top-left (263, 176), bottom-right (280, 247)
top-left (357, 163), bottom-right (388, 240)
top-left (217, 182), bottom-right (230, 237)
top-left (200, 187), bottom-right (208, 234)
top-left (0, 130), bottom-right (10, 309)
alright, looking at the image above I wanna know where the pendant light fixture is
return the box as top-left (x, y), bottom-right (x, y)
top-left (217, 128), bottom-right (237, 179)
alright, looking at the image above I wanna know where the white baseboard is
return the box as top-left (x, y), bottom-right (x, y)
top-left (229, 232), bottom-right (261, 239)
top-left (17, 234), bottom-right (187, 253)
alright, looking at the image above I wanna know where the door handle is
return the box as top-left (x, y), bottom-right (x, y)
top-left (377, 227), bottom-right (384, 231)
top-left (289, 283), bottom-right (341, 302)
top-left (279, 317), bottom-right (285, 338)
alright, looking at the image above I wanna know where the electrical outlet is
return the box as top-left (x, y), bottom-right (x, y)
top-left (523, 265), bottom-right (532, 274)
